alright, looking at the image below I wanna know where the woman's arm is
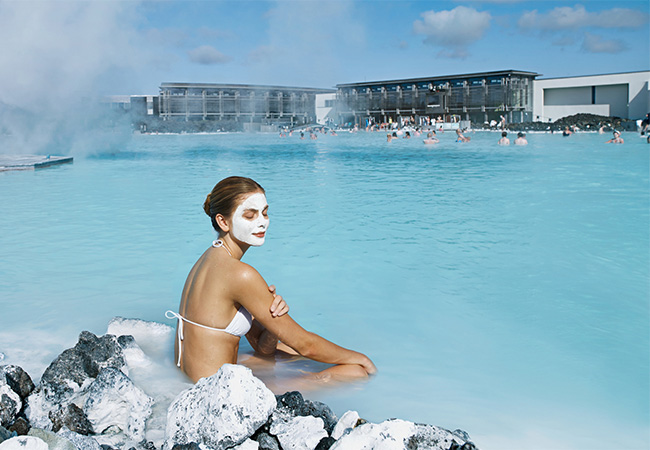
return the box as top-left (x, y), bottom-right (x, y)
top-left (246, 284), bottom-right (290, 355)
top-left (232, 264), bottom-right (376, 376)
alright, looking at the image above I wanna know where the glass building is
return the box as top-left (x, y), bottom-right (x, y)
top-left (335, 70), bottom-right (540, 127)
top-left (158, 82), bottom-right (335, 130)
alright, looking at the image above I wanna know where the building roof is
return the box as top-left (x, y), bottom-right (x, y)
top-left (160, 82), bottom-right (335, 94)
top-left (336, 70), bottom-right (541, 88)
top-left (536, 70), bottom-right (650, 81)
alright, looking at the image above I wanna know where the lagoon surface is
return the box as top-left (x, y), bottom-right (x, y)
top-left (1, 130), bottom-right (648, 449)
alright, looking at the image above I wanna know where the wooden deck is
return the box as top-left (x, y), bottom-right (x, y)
top-left (0, 155), bottom-right (73, 172)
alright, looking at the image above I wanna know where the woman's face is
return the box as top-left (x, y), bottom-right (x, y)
top-left (231, 191), bottom-right (269, 246)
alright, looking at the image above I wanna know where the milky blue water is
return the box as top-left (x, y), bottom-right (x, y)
top-left (1, 131), bottom-right (648, 449)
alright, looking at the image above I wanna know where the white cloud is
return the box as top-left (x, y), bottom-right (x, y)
top-left (413, 6), bottom-right (491, 49)
top-left (518, 5), bottom-right (648, 31)
top-left (581, 32), bottom-right (627, 53)
top-left (188, 45), bottom-right (231, 65)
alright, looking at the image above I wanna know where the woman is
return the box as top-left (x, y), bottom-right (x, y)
top-left (167, 176), bottom-right (376, 384)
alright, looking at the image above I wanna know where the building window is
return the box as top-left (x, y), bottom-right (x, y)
top-left (325, 99), bottom-right (334, 107)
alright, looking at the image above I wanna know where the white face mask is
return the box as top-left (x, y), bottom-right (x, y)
top-left (231, 192), bottom-right (269, 246)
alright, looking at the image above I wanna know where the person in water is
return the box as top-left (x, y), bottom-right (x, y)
top-left (605, 130), bottom-right (624, 144)
top-left (514, 132), bottom-right (528, 145)
top-left (423, 131), bottom-right (439, 144)
top-left (455, 128), bottom-right (470, 142)
top-left (168, 176), bottom-right (376, 384)
top-left (498, 131), bottom-right (510, 145)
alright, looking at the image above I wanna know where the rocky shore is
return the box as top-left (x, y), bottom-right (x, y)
top-left (481, 113), bottom-right (638, 132)
top-left (0, 325), bottom-right (479, 450)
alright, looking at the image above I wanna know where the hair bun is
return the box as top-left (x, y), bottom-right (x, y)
top-left (203, 193), bottom-right (212, 216)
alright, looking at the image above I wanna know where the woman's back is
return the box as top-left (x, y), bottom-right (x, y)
top-left (176, 244), bottom-right (247, 381)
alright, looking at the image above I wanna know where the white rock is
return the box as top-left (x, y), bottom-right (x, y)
top-left (0, 379), bottom-right (21, 426)
top-left (331, 410), bottom-right (360, 440)
top-left (83, 367), bottom-right (153, 441)
top-left (330, 419), bottom-right (469, 450)
top-left (269, 415), bottom-right (327, 450)
top-left (27, 428), bottom-right (76, 450)
top-left (107, 317), bottom-right (173, 357)
top-left (412, 423), bottom-right (468, 449)
top-left (118, 338), bottom-right (151, 370)
top-left (231, 439), bottom-right (260, 450)
top-left (165, 364), bottom-right (276, 450)
top-left (0, 436), bottom-right (49, 450)
top-left (330, 419), bottom-right (416, 450)
top-left (57, 428), bottom-right (103, 450)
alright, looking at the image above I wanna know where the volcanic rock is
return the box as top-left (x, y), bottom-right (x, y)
top-left (0, 435), bottom-right (48, 450)
top-left (49, 403), bottom-right (94, 435)
top-left (269, 415), bottom-right (327, 450)
top-left (330, 419), bottom-right (468, 450)
top-left (83, 367), bottom-right (153, 441)
top-left (26, 332), bottom-right (127, 431)
top-left (331, 411), bottom-right (359, 440)
top-left (164, 364), bottom-right (276, 450)
top-left (57, 428), bottom-right (104, 450)
top-left (0, 366), bottom-right (34, 401)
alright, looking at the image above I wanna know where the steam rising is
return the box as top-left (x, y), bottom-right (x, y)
top-left (0, 1), bottom-right (144, 156)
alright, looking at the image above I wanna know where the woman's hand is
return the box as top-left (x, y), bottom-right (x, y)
top-left (268, 285), bottom-right (289, 317)
top-left (360, 355), bottom-right (378, 376)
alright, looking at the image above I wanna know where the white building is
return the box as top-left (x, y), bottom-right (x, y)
top-left (315, 93), bottom-right (337, 125)
top-left (533, 71), bottom-right (650, 122)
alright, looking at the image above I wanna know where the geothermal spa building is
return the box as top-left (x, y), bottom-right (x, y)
top-left (156, 83), bottom-right (334, 131)
top-left (112, 69), bottom-right (649, 132)
top-left (334, 70), bottom-right (539, 127)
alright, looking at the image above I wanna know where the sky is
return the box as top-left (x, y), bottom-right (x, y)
top-left (0, 0), bottom-right (648, 153)
top-left (1, 0), bottom-right (647, 98)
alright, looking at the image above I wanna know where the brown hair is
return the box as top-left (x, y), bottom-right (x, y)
top-left (203, 176), bottom-right (265, 233)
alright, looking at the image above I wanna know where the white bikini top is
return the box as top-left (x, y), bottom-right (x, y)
top-left (165, 307), bottom-right (253, 367)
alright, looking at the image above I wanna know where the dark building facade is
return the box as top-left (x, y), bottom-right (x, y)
top-left (158, 82), bottom-right (335, 130)
top-left (335, 70), bottom-right (540, 127)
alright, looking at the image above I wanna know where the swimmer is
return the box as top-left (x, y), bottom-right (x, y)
top-left (456, 128), bottom-right (470, 142)
top-left (605, 130), bottom-right (624, 144)
top-left (423, 131), bottom-right (439, 145)
top-left (168, 177), bottom-right (376, 385)
top-left (387, 133), bottom-right (393, 142)
top-left (404, 131), bottom-right (411, 139)
top-left (498, 131), bottom-right (510, 145)
top-left (514, 132), bottom-right (528, 145)
top-left (641, 113), bottom-right (650, 135)
top-left (562, 126), bottom-right (573, 136)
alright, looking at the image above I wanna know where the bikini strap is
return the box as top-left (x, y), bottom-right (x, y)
top-left (165, 310), bottom-right (229, 367)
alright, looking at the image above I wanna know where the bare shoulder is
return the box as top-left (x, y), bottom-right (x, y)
top-left (229, 260), bottom-right (267, 287)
